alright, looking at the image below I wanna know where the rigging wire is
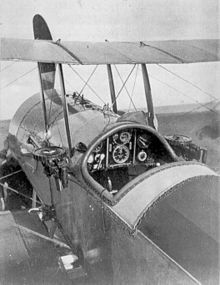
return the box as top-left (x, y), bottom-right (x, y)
top-left (1, 66), bottom-right (37, 90)
top-left (68, 65), bottom-right (105, 104)
top-left (128, 65), bottom-right (139, 111)
top-left (47, 68), bottom-right (75, 126)
top-left (57, 124), bottom-right (64, 146)
top-left (157, 64), bottom-right (218, 102)
top-left (114, 65), bottom-right (137, 111)
top-left (0, 181), bottom-right (42, 206)
top-left (176, 100), bottom-right (220, 116)
top-left (48, 65), bottom-right (98, 127)
top-left (0, 169), bottom-right (22, 181)
top-left (149, 74), bottom-right (218, 115)
top-left (0, 62), bottom-right (15, 72)
top-left (47, 97), bottom-right (53, 127)
top-left (111, 64), bottom-right (136, 109)
top-left (79, 65), bottom-right (98, 95)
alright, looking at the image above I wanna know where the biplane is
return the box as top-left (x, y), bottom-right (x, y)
top-left (0, 14), bottom-right (219, 284)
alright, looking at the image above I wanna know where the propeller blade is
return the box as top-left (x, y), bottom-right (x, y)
top-left (33, 14), bottom-right (56, 91)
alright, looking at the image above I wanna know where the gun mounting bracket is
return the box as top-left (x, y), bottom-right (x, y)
top-left (33, 146), bottom-right (70, 189)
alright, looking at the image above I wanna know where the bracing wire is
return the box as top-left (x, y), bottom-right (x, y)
top-left (0, 170), bottom-right (22, 181)
top-left (176, 100), bottom-right (220, 116)
top-left (68, 65), bottom-right (105, 104)
top-left (0, 62), bottom-right (16, 72)
top-left (1, 67), bottom-right (37, 90)
top-left (57, 124), bottom-right (64, 146)
top-left (79, 65), bottom-right (98, 95)
top-left (157, 64), bottom-right (218, 102)
top-left (128, 65), bottom-right (139, 111)
top-left (114, 65), bottom-right (137, 111)
top-left (0, 181), bottom-right (42, 206)
top-left (149, 73), bottom-right (218, 115)
top-left (47, 96), bottom-right (53, 127)
top-left (111, 64), bottom-right (136, 109)
top-left (47, 67), bottom-right (75, 126)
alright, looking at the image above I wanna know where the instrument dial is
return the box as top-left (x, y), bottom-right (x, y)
top-left (137, 134), bottom-right (150, 149)
top-left (120, 131), bottom-right (131, 144)
top-left (112, 145), bottom-right (130, 164)
top-left (137, 150), bottom-right (147, 162)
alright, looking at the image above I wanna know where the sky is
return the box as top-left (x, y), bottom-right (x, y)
top-left (0, 0), bottom-right (219, 119)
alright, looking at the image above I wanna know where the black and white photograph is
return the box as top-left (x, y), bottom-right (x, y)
top-left (0, 1), bottom-right (219, 284)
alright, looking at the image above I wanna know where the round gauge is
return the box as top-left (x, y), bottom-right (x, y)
top-left (93, 142), bottom-right (103, 153)
top-left (137, 134), bottom-right (150, 149)
top-left (137, 150), bottom-right (147, 162)
top-left (112, 145), bottom-right (130, 164)
top-left (120, 131), bottom-right (132, 144)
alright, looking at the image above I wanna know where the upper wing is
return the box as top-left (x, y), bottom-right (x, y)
top-left (1, 38), bottom-right (220, 64)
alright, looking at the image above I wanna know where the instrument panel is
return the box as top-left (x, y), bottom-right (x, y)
top-left (87, 128), bottom-right (159, 172)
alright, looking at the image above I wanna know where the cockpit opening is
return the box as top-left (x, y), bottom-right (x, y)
top-left (83, 124), bottom-right (177, 197)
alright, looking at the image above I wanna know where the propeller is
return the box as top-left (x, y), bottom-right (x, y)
top-left (33, 14), bottom-right (56, 136)
top-left (33, 14), bottom-right (56, 91)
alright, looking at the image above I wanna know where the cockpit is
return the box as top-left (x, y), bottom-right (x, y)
top-left (82, 123), bottom-right (178, 197)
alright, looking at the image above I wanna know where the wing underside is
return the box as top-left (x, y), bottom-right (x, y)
top-left (0, 210), bottom-right (70, 284)
top-left (1, 38), bottom-right (220, 64)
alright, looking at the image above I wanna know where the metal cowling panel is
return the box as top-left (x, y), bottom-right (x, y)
top-left (9, 93), bottom-right (42, 137)
top-left (9, 91), bottom-right (118, 150)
